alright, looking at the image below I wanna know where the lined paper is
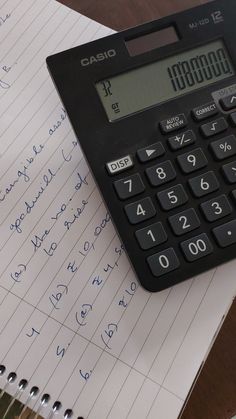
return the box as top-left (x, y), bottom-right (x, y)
top-left (0, 1), bottom-right (235, 418)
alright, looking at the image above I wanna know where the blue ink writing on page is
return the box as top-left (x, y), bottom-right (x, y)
top-left (78, 212), bottom-right (111, 257)
top-left (67, 261), bottom-right (78, 274)
top-left (119, 281), bottom-right (137, 308)
top-left (31, 229), bottom-right (51, 252)
top-left (101, 323), bottom-right (118, 350)
top-left (26, 328), bottom-right (40, 338)
top-left (10, 168), bottom-right (56, 233)
top-left (49, 284), bottom-right (68, 310)
top-left (0, 144), bottom-right (44, 204)
top-left (64, 199), bottom-right (88, 230)
top-left (0, 13), bottom-right (11, 27)
top-left (49, 108), bottom-right (67, 136)
top-left (10, 264), bottom-right (26, 283)
top-left (79, 369), bottom-right (93, 381)
top-left (92, 275), bottom-right (103, 286)
top-left (44, 241), bottom-right (58, 257)
top-left (75, 303), bottom-right (92, 327)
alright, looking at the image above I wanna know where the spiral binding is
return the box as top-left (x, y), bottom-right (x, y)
top-left (0, 365), bottom-right (84, 419)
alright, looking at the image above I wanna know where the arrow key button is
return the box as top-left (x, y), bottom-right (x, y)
top-left (220, 94), bottom-right (236, 111)
top-left (137, 141), bottom-right (165, 163)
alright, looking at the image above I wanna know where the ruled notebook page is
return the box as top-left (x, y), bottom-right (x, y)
top-left (0, 1), bottom-right (236, 418)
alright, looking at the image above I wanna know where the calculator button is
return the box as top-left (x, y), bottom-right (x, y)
top-left (168, 208), bottom-right (200, 236)
top-left (192, 101), bottom-right (218, 121)
top-left (157, 184), bottom-right (188, 211)
top-left (137, 142), bottom-right (165, 163)
top-left (114, 173), bottom-right (145, 200)
top-left (229, 111), bottom-right (236, 126)
top-left (124, 197), bottom-right (156, 225)
top-left (168, 130), bottom-right (196, 151)
top-left (200, 117), bottom-right (228, 138)
top-left (177, 148), bottom-right (208, 174)
top-left (231, 189), bottom-right (236, 204)
top-left (212, 220), bottom-right (236, 247)
top-left (200, 195), bottom-right (232, 222)
top-left (222, 160), bottom-right (236, 184)
top-left (106, 155), bottom-right (133, 175)
top-left (146, 160), bottom-right (176, 187)
top-left (220, 94), bottom-right (236, 111)
top-left (147, 248), bottom-right (180, 277)
top-left (160, 113), bottom-right (187, 134)
top-left (180, 233), bottom-right (213, 262)
top-left (188, 171), bottom-right (219, 198)
top-left (135, 222), bottom-right (167, 250)
top-left (209, 135), bottom-right (236, 161)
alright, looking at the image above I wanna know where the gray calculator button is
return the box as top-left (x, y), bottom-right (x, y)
top-left (209, 135), bottom-right (236, 161)
top-left (106, 155), bottom-right (133, 175)
top-left (160, 114), bottom-right (187, 134)
top-left (157, 184), bottom-right (188, 211)
top-left (114, 173), bottom-right (145, 200)
top-left (147, 248), bottom-right (180, 277)
top-left (220, 94), bottom-right (236, 111)
top-left (192, 101), bottom-right (218, 121)
top-left (124, 197), bottom-right (156, 225)
top-left (180, 233), bottom-right (213, 262)
top-left (188, 171), bottom-right (219, 198)
top-left (146, 160), bottom-right (176, 187)
top-left (177, 148), bottom-right (208, 174)
top-left (137, 142), bottom-right (165, 162)
top-left (230, 112), bottom-right (236, 126)
top-left (135, 222), bottom-right (167, 250)
top-left (200, 195), bottom-right (232, 222)
top-left (168, 130), bottom-right (196, 151)
top-left (168, 208), bottom-right (200, 236)
top-left (213, 220), bottom-right (236, 247)
top-left (222, 160), bottom-right (236, 184)
top-left (200, 117), bottom-right (228, 138)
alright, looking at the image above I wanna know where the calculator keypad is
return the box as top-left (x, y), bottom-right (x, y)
top-left (157, 184), bottom-right (188, 211)
top-left (147, 248), bottom-right (180, 277)
top-left (180, 233), bottom-right (213, 262)
top-left (114, 173), bottom-right (145, 200)
top-left (209, 135), bottom-right (236, 161)
top-left (146, 160), bottom-right (176, 186)
top-left (124, 197), bottom-right (156, 224)
top-left (200, 195), bottom-right (232, 222)
top-left (135, 222), bottom-right (167, 250)
top-left (168, 130), bottom-right (196, 151)
top-left (188, 171), bottom-right (219, 198)
top-left (168, 208), bottom-right (200, 236)
top-left (177, 148), bottom-right (208, 174)
top-left (107, 97), bottom-right (236, 291)
top-left (200, 117), bottom-right (228, 138)
top-left (137, 142), bottom-right (165, 162)
top-left (213, 220), bottom-right (236, 247)
top-left (222, 160), bottom-right (236, 184)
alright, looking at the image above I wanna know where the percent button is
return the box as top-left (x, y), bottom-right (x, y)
top-left (209, 135), bottom-right (236, 161)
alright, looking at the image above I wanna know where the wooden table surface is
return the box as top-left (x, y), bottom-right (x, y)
top-left (58, 1), bottom-right (236, 418)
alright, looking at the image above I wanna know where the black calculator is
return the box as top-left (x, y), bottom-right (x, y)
top-left (47, 0), bottom-right (236, 292)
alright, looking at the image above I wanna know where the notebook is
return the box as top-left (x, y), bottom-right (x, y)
top-left (0, 0), bottom-right (235, 418)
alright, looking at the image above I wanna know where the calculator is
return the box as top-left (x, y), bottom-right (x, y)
top-left (47, 0), bottom-right (236, 292)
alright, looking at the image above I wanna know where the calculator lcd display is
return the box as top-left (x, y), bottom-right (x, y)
top-left (95, 40), bottom-right (235, 121)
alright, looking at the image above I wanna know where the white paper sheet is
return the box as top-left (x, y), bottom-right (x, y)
top-left (0, 1), bottom-right (235, 418)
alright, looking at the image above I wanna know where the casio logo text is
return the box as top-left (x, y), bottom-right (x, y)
top-left (81, 49), bottom-right (116, 66)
